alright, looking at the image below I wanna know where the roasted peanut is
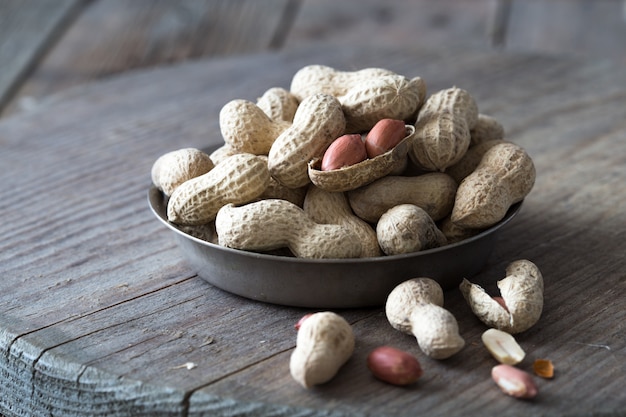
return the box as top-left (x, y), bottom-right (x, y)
top-left (151, 148), bottom-right (214, 197)
top-left (290, 65), bottom-right (398, 100)
top-left (290, 312), bottom-right (355, 388)
top-left (446, 139), bottom-right (507, 184)
top-left (303, 185), bottom-right (381, 257)
top-left (256, 87), bottom-right (299, 122)
top-left (215, 199), bottom-right (362, 259)
top-left (451, 142), bottom-right (535, 229)
top-left (410, 87), bottom-right (478, 171)
top-left (471, 113), bottom-right (505, 146)
top-left (460, 260), bottom-right (544, 334)
top-left (339, 75), bottom-right (425, 133)
top-left (167, 153), bottom-right (269, 225)
top-left (376, 204), bottom-right (447, 255)
top-left (268, 93), bottom-right (346, 188)
top-left (438, 215), bottom-right (484, 244)
top-left (348, 173), bottom-right (457, 223)
top-left (386, 278), bottom-right (465, 359)
top-left (219, 99), bottom-right (291, 155)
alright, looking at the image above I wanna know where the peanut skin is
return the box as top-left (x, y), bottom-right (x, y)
top-left (367, 346), bottom-right (423, 386)
top-left (321, 134), bottom-right (368, 171)
top-left (365, 118), bottom-right (407, 158)
top-left (492, 364), bottom-right (538, 399)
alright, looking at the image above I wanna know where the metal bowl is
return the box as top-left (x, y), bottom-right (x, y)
top-left (148, 187), bottom-right (522, 308)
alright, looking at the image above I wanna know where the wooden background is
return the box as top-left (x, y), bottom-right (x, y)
top-left (1, 1), bottom-right (625, 416)
top-left (2, 0), bottom-right (626, 118)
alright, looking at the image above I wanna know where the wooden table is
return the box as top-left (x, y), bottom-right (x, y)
top-left (1, 40), bottom-right (625, 416)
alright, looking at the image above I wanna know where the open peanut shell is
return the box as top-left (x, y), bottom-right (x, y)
top-left (308, 125), bottom-right (416, 192)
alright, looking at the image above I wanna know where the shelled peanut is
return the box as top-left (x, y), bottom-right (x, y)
top-left (150, 63), bottom-right (535, 259)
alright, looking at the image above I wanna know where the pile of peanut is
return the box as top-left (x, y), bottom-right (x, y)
top-left (291, 260), bottom-right (549, 400)
top-left (151, 65), bottom-right (546, 398)
top-left (151, 64), bottom-right (536, 259)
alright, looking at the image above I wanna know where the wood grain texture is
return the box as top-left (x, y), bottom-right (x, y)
top-left (0, 44), bottom-right (625, 416)
top-left (3, 0), bottom-right (299, 117)
top-left (505, 0), bottom-right (626, 64)
top-left (286, 0), bottom-right (496, 50)
top-left (0, 0), bottom-right (85, 112)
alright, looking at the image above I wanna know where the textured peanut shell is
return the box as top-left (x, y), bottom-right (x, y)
top-left (386, 278), bottom-right (464, 359)
top-left (209, 144), bottom-right (238, 166)
top-left (290, 65), bottom-right (397, 101)
top-left (151, 148), bottom-right (214, 196)
top-left (167, 153), bottom-right (269, 225)
top-left (268, 94), bottom-right (346, 189)
top-left (446, 139), bottom-right (507, 184)
top-left (409, 87), bottom-right (479, 171)
top-left (347, 173), bottom-right (457, 223)
top-left (385, 277), bottom-right (444, 334)
top-left (376, 204), bottom-right (447, 255)
top-left (176, 222), bottom-right (218, 244)
top-left (471, 114), bottom-right (505, 146)
top-left (438, 215), bottom-right (484, 244)
top-left (259, 176), bottom-right (307, 207)
top-left (451, 142), bottom-right (535, 229)
top-left (459, 259), bottom-right (544, 334)
top-left (303, 186), bottom-right (382, 257)
top-left (339, 75), bottom-right (425, 133)
top-left (290, 312), bottom-right (355, 388)
top-left (215, 199), bottom-right (362, 259)
top-left (410, 111), bottom-right (471, 172)
top-left (409, 303), bottom-right (465, 359)
top-left (256, 87), bottom-right (299, 122)
top-left (308, 125), bottom-right (415, 192)
top-left (419, 86), bottom-right (479, 128)
top-left (219, 99), bottom-right (291, 155)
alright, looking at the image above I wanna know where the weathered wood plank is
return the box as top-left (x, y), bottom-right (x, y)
top-left (3, 0), bottom-right (299, 117)
top-left (0, 0), bottom-right (85, 113)
top-left (0, 44), bottom-right (625, 415)
top-left (285, 0), bottom-right (496, 50)
top-left (505, 0), bottom-right (626, 64)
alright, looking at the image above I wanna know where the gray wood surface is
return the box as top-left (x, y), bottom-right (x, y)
top-left (0, 43), bottom-right (624, 416)
top-left (0, 0), bottom-right (85, 111)
top-left (0, 0), bottom-right (299, 116)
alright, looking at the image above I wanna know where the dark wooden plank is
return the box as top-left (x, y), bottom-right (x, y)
top-left (3, 0), bottom-right (298, 117)
top-left (505, 0), bottom-right (626, 64)
top-left (0, 0), bottom-right (85, 113)
top-left (286, 0), bottom-right (496, 50)
top-left (0, 44), bottom-right (625, 415)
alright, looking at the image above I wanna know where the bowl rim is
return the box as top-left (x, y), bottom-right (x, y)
top-left (147, 185), bottom-right (523, 265)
